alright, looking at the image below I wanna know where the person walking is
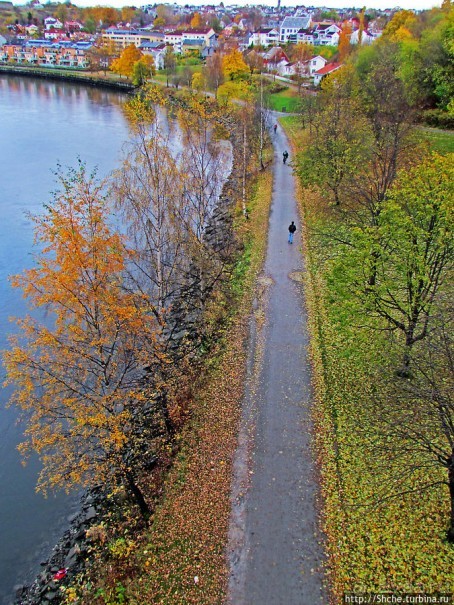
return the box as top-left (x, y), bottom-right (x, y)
top-left (283, 150), bottom-right (289, 164)
top-left (288, 221), bottom-right (296, 244)
top-left (274, 123), bottom-right (278, 134)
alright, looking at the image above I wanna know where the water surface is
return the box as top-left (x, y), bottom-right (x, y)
top-left (0, 75), bottom-right (130, 604)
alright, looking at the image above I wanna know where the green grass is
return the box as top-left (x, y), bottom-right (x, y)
top-left (416, 127), bottom-right (454, 154)
top-left (267, 88), bottom-right (300, 113)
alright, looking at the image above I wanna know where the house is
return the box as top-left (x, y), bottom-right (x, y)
top-left (308, 54), bottom-right (327, 74)
top-left (278, 54), bottom-right (327, 78)
top-left (249, 27), bottom-right (279, 47)
top-left (44, 17), bottom-right (63, 30)
top-left (261, 46), bottom-right (289, 72)
top-left (102, 28), bottom-right (164, 49)
top-left (279, 15), bottom-right (311, 43)
top-left (297, 28), bottom-right (315, 44)
top-left (25, 24), bottom-right (39, 36)
top-left (139, 41), bottom-right (166, 69)
top-left (313, 62), bottom-right (342, 86)
top-left (164, 27), bottom-right (217, 55)
top-left (350, 28), bottom-right (380, 45)
top-left (182, 38), bottom-right (204, 56)
top-left (313, 24), bottom-right (341, 45)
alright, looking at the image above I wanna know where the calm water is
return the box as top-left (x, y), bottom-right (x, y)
top-left (0, 75), bottom-right (130, 604)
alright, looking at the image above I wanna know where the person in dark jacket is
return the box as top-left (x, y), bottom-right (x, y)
top-left (288, 221), bottom-right (296, 244)
top-left (283, 150), bottom-right (289, 164)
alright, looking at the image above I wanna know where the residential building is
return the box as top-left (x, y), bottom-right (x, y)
top-left (248, 27), bottom-right (279, 47)
top-left (2, 40), bottom-right (92, 68)
top-left (313, 62), bottom-right (342, 86)
top-left (139, 41), bottom-right (166, 69)
top-left (102, 28), bottom-right (164, 49)
top-left (279, 15), bottom-right (311, 43)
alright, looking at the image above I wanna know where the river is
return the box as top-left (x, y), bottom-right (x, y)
top-left (0, 75), bottom-right (131, 604)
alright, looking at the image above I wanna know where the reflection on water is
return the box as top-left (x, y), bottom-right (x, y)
top-left (0, 76), bottom-right (126, 109)
top-left (0, 75), bottom-right (130, 604)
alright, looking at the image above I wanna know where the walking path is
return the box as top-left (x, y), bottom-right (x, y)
top-left (228, 123), bottom-right (326, 605)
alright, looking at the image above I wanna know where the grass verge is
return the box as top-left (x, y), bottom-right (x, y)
top-left (267, 87), bottom-right (300, 113)
top-left (283, 118), bottom-right (454, 602)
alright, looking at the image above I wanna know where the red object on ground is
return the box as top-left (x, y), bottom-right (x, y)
top-left (53, 568), bottom-right (68, 581)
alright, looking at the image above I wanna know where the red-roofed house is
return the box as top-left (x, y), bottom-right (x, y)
top-left (313, 62), bottom-right (342, 86)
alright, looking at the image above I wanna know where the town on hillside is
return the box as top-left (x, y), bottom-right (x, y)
top-left (0, 1), bottom-right (399, 86)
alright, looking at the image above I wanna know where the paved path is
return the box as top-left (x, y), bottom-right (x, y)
top-left (228, 124), bottom-right (326, 605)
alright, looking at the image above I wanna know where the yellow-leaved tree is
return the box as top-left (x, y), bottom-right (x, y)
top-left (111, 44), bottom-right (143, 78)
top-left (222, 48), bottom-right (250, 81)
top-left (3, 162), bottom-right (168, 518)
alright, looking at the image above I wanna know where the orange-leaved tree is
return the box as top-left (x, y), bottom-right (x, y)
top-left (111, 44), bottom-right (143, 78)
top-left (3, 163), bottom-right (168, 518)
top-left (190, 11), bottom-right (203, 28)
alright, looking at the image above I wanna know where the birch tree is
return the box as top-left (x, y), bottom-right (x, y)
top-left (3, 163), bottom-right (166, 517)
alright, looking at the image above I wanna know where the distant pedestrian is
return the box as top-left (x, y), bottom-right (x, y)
top-left (274, 123), bottom-right (277, 134)
top-left (283, 150), bottom-right (289, 164)
top-left (288, 221), bottom-right (296, 244)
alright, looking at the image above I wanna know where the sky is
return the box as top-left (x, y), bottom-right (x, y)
top-left (12, 0), bottom-right (443, 12)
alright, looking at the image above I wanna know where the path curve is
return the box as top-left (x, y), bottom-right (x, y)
top-left (227, 121), bottom-right (326, 605)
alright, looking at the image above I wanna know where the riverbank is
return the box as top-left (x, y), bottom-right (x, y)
top-left (0, 65), bottom-right (135, 92)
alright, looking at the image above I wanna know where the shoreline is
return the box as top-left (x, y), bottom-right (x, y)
top-left (0, 65), bottom-right (136, 92)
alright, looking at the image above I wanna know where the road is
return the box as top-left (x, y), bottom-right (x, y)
top-left (228, 121), bottom-right (326, 605)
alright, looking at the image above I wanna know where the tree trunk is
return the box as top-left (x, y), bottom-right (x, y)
top-left (126, 471), bottom-right (150, 521)
top-left (397, 327), bottom-right (416, 378)
top-left (448, 451), bottom-right (454, 543)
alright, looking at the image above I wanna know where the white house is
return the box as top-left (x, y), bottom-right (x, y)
top-left (44, 17), bottom-right (63, 30)
top-left (164, 27), bottom-right (216, 54)
top-left (313, 62), bottom-right (342, 86)
top-left (279, 15), bottom-right (311, 43)
top-left (278, 54), bottom-right (327, 77)
top-left (314, 24), bottom-right (341, 45)
top-left (308, 55), bottom-right (327, 74)
top-left (249, 27), bottom-right (279, 47)
top-left (296, 29), bottom-right (315, 44)
top-left (350, 28), bottom-right (380, 45)
top-left (25, 24), bottom-right (39, 35)
top-left (103, 28), bottom-right (164, 49)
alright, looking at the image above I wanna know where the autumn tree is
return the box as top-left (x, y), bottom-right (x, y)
top-left (111, 44), bottom-right (143, 79)
top-left (192, 71), bottom-right (205, 92)
top-left (132, 55), bottom-right (155, 86)
top-left (190, 11), bottom-right (203, 29)
top-left (354, 42), bottom-right (415, 227)
top-left (3, 163), bottom-right (168, 518)
top-left (163, 45), bottom-right (177, 87)
top-left (297, 67), bottom-right (369, 207)
top-left (87, 39), bottom-right (116, 74)
top-left (222, 48), bottom-right (249, 81)
top-left (244, 49), bottom-right (264, 75)
top-left (338, 21), bottom-right (353, 62)
top-left (382, 9), bottom-right (417, 41)
top-left (204, 52), bottom-right (224, 96)
top-left (121, 6), bottom-right (136, 24)
top-left (83, 6), bottom-right (119, 27)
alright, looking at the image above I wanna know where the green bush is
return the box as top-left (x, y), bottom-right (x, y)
top-left (421, 109), bottom-right (454, 129)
